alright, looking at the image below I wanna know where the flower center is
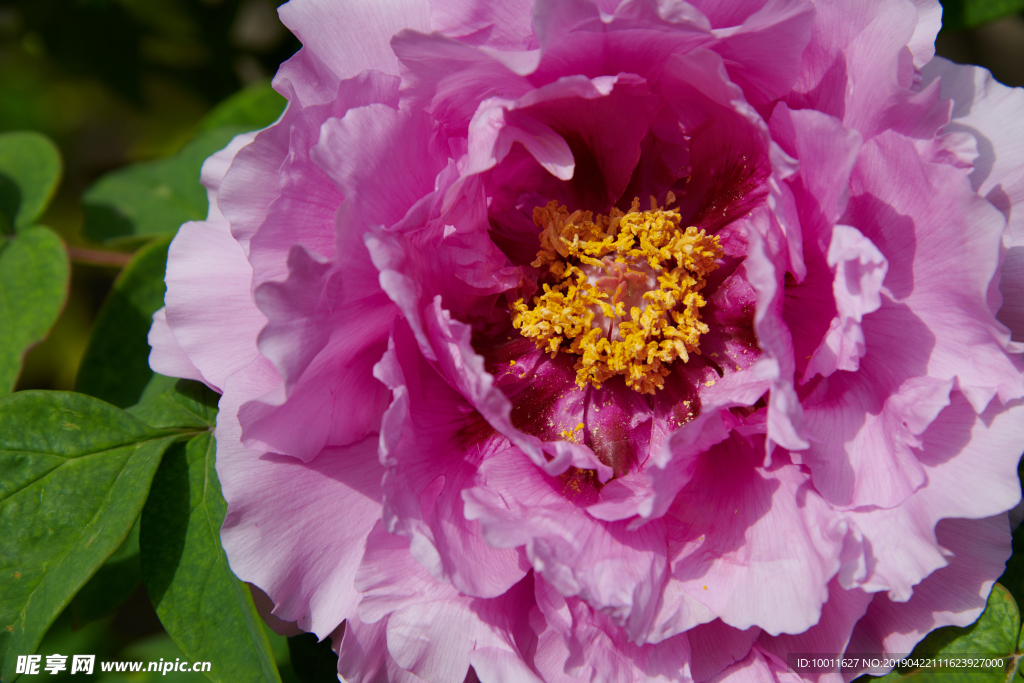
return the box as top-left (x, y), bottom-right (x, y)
top-left (512, 196), bottom-right (723, 394)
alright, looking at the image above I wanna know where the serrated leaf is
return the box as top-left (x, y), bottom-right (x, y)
top-left (128, 374), bottom-right (219, 430)
top-left (0, 391), bottom-right (182, 682)
top-left (867, 584), bottom-right (1021, 683)
top-left (0, 131), bottom-right (62, 233)
top-left (75, 237), bottom-right (170, 407)
top-left (141, 433), bottom-right (282, 683)
top-left (82, 126), bottom-right (244, 243)
top-left (198, 80), bottom-right (286, 133)
top-left (0, 226), bottom-right (70, 395)
top-left (940, 0), bottom-right (1024, 31)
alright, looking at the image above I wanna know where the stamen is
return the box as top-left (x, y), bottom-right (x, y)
top-left (512, 197), bottom-right (722, 394)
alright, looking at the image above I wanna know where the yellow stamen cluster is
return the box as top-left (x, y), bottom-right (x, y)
top-left (512, 196), bottom-right (723, 394)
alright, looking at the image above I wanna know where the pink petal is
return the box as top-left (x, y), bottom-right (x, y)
top-left (217, 356), bottom-right (383, 637)
top-left (845, 515), bottom-right (1012, 676)
top-left (372, 321), bottom-right (530, 598)
top-left (666, 441), bottom-right (845, 636)
top-left (163, 218), bottom-right (265, 392)
top-left (147, 308), bottom-right (205, 385)
top-left (464, 447), bottom-right (670, 643)
top-left (840, 392), bottom-right (1024, 600)
top-left (278, 0), bottom-right (430, 81)
top-left (355, 524), bottom-right (536, 683)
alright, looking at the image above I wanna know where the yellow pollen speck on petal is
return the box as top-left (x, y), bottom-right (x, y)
top-left (559, 422), bottom-right (586, 443)
top-left (512, 198), bottom-right (723, 394)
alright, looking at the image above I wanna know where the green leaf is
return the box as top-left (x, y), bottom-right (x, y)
top-left (128, 375), bottom-right (219, 430)
top-left (0, 131), bottom-right (62, 233)
top-left (80, 79), bottom-right (286, 245)
top-left (0, 391), bottom-right (181, 682)
top-left (141, 433), bottom-right (282, 683)
top-left (867, 583), bottom-right (1021, 683)
top-left (82, 126), bottom-right (243, 244)
top-left (940, 0), bottom-right (1024, 31)
top-left (0, 226), bottom-right (70, 395)
top-left (75, 237), bottom-right (171, 407)
top-left (70, 519), bottom-right (142, 627)
top-left (198, 80), bottom-right (286, 133)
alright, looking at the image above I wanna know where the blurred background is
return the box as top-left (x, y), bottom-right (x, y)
top-left (0, 0), bottom-right (1022, 680)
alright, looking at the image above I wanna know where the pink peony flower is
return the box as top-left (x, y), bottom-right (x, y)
top-left (149, 0), bottom-right (1024, 680)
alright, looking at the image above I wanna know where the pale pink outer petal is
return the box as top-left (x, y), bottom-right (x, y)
top-left (278, 0), bottom-right (431, 82)
top-left (147, 308), bottom-right (204, 384)
top-left (248, 71), bottom-right (401, 287)
top-left (787, 1), bottom-right (949, 140)
top-left (337, 617), bottom-right (431, 683)
top-left (844, 515), bottom-right (1011, 680)
top-left (921, 57), bottom-right (1024, 341)
top-left (162, 218), bottom-right (265, 393)
top-left (220, 71), bottom-right (401, 268)
top-left (907, 0), bottom-right (941, 69)
top-left (847, 131), bottom-right (1023, 410)
top-left (216, 355), bottom-right (383, 638)
top-left (840, 393), bottom-right (1024, 600)
top-left (311, 105), bottom-right (447, 242)
top-left (921, 58), bottom-right (1024, 215)
top-left (389, 30), bottom-right (536, 131)
top-left (153, 131), bottom-right (265, 391)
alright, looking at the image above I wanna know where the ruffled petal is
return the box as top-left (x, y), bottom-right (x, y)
top-left (666, 440), bottom-right (845, 636)
top-left (372, 320), bottom-right (531, 598)
top-left (237, 246), bottom-right (395, 461)
top-left (147, 308), bottom-right (205, 385)
top-left (530, 575), bottom-right (693, 683)
top-left (278, 0), bottom-right (431, 82)
top-left (845, 515), bottom-right (1012, 675)
top-left (355, 524), bottom-right (537, 683)
top-left (217, 356), bottom-right (383, 638)
top-left (839, 393), bottom-right (1024, 600)
top-left (163, 218), bottom-right (265, 392)
top-left (464, 446), bottom-right (670, 643)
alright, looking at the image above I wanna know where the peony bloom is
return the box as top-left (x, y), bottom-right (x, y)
top-left (149, 0), bottom-right (1024, 680)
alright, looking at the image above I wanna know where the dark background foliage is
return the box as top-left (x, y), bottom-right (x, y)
top-left (0, 0), bottom-right (1022, 681)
